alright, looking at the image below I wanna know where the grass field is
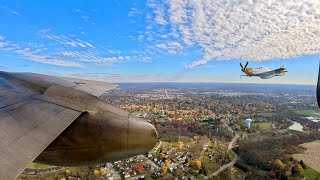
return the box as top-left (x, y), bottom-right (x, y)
top-left (294, 110), bottom-right (320, 118)
top-left (293, 140), bottom-right (320, 173)
top-left (251, 122), bottom-right (272, 131)
top-left (202, 156), bottom-right (220, 174)
top-left (304, 166), bottom-right (320, 180)
top-left (240, 120), bottom-right (272, 131)
top-left (27, 163), bottom-right (54, 169)
top-left (288, 129), bottom-right (303, 135)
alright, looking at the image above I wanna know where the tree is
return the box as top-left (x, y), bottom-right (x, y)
top-left (294, 164), bottom-right (304, 175)
top-left (275, 159), bottom-right (285, 170)
top-left (268, 171), bottom-right (276, 178)
top-left (94, 169), bottom-right (100, 176)
top-left (65, 169), bottom-right (71, 175)
top-left (195, 160), bottom-right (202, 170)
top-left (136, 162), bottom-right (144, 172)
top-left (173, 169), bottom-right (183, 177)
top-left (165, 159), bottom-right (171, 167)
top-left (299, 160), bottom-right (307, 169)
top-left (160, 166), bottom-right (168, 174)
top-left (100, 168), bottom-right (106, 176)
top-left (178, 141), bottom-right (184, 150)
top-left (159, 153), bottom-right (165, 160)
top-left (285, 171), bottom-right (291, 177)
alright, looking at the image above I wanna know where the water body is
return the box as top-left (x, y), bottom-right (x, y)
top-left (288, 121), bottom-right (304, 132)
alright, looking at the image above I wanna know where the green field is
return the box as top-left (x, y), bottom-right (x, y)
top-left (251, 122), bottom-right (272, 130)
top-left (202, 156), bottom-right (220, 174)
top-left (304, 166), bottom-right (320, 180)
top-left (27, 163), bottom-right (54, 169)
top-left (288, 129), bottom-right (303, 135)
top-left (294, 110), bottom-right (320, 118)
top-left (240, 120), bottom-right (272, 131)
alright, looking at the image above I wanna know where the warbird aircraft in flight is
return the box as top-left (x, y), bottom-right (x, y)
top-left (0, 71), bottom-right (158, 179)
top-left (240, 62), bottom-right (287, 79)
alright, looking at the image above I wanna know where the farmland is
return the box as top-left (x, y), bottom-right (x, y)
top-left (293, 140), bottom-right (320, 173)
top-left (294, 110), bottom-right (320, 118)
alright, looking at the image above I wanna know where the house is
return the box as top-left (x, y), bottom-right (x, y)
top-left (124, 173), bottom-right (131, 178)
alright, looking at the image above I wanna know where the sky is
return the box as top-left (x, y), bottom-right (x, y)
top-left (0, 0), bottom-right (319, 85)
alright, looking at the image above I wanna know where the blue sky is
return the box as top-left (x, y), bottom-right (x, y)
top-left (0, 0), bottom-right (319, 85)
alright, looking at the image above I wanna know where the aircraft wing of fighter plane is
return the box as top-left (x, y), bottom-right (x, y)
top-left (255, 67), bottom-right (287, 79)
top-left (0, 71), bottom-right (157, 179)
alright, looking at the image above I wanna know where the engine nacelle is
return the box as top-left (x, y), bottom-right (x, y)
top-left (33, 85), bottom-right (157, 166)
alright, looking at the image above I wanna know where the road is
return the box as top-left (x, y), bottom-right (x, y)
top-left (205, 120), bottom-right (239, 179)
top-left (154, 141), bottom-right (162, 151)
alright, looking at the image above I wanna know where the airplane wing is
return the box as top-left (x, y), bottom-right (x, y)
top-left (56, 77), bottom-right (118, 97)
top-left (257, 67), bottom-right (286, 78)
top-left (0, 72), bottom-right (103, 179)
top-left (0, 71), bottom-right (157, 179)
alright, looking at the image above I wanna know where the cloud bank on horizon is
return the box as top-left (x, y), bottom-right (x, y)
top-left (146, 0), bottom-right (320, 68)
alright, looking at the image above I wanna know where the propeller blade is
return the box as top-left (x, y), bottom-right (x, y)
top-left (244, 62), bottom-right (249, 68)
top-left (240, 63), bottom-right (243, 68)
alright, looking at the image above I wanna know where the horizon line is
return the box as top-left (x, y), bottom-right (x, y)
top-left (113, 82), bottom-right (316, 86)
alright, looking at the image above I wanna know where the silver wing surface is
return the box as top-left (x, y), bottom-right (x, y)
top-left (56, 77), bottom-right (118, 97)
top-left (0, 72), bottom-right (117, 179)
top-left (257, 68), bottom-right (285, 79)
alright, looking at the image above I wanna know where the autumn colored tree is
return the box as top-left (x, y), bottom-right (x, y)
top-left (100, 168), bottom-right (106, 176)
top-left (294, 164), bottom-right (304, 175)
top-left (195, 160), bottom-right (202, 170)
top-left (173, 169), bottom-right (184, 177)
top-left (65, 169), bottom-right (71, 175)
top-left (178, 141), bottom-right (184, 150)
top-left (268, 171), bottom-right (276, 178)
top-left (165, 159), bottom-right (171, 167)
top-left (94, 169), bottom-right (100, 176)
top-left (159, 153), bottom-right (165, 160)
top-left (275, 159), bottom-right (285, 170)
top-left (136, 162), bottom-right (144, 172)
top-left (160, 166), bottom-right (168, 174)
top-left (285, 171), bottom-right (292, 177)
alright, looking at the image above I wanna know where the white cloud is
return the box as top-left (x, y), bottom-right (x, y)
top-left (14, 49), bottom-right (82, 67)
top-left (128, 7), bottom-right (143, 18)
top-left (156, 41), bottom-right (182, 54)
top-left (0, 42), bottom-right (7, 48)
top-left (39, 30), bottom-right (96, 49)
top-left (58, 51), bottom-right (127, 64)
top-left (81, 16), bottom-right (90, 22)
top-left (10, 11), bottom-right (20, 16)
top-left (147, 0), bottom-right (320, 68)
top-left (0, 35), bottom-right (81, 67)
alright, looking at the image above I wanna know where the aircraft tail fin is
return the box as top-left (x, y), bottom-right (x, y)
top-left (275, 71), bottom-right (286, 76)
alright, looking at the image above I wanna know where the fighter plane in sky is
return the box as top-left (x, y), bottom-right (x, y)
top-left (240, 62), bottom-right (287, 79)
top-left (0, 71), bottom-right (158, 179)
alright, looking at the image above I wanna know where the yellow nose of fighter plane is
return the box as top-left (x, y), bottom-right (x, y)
top-left (240, 62), bottom-right (249, 74)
